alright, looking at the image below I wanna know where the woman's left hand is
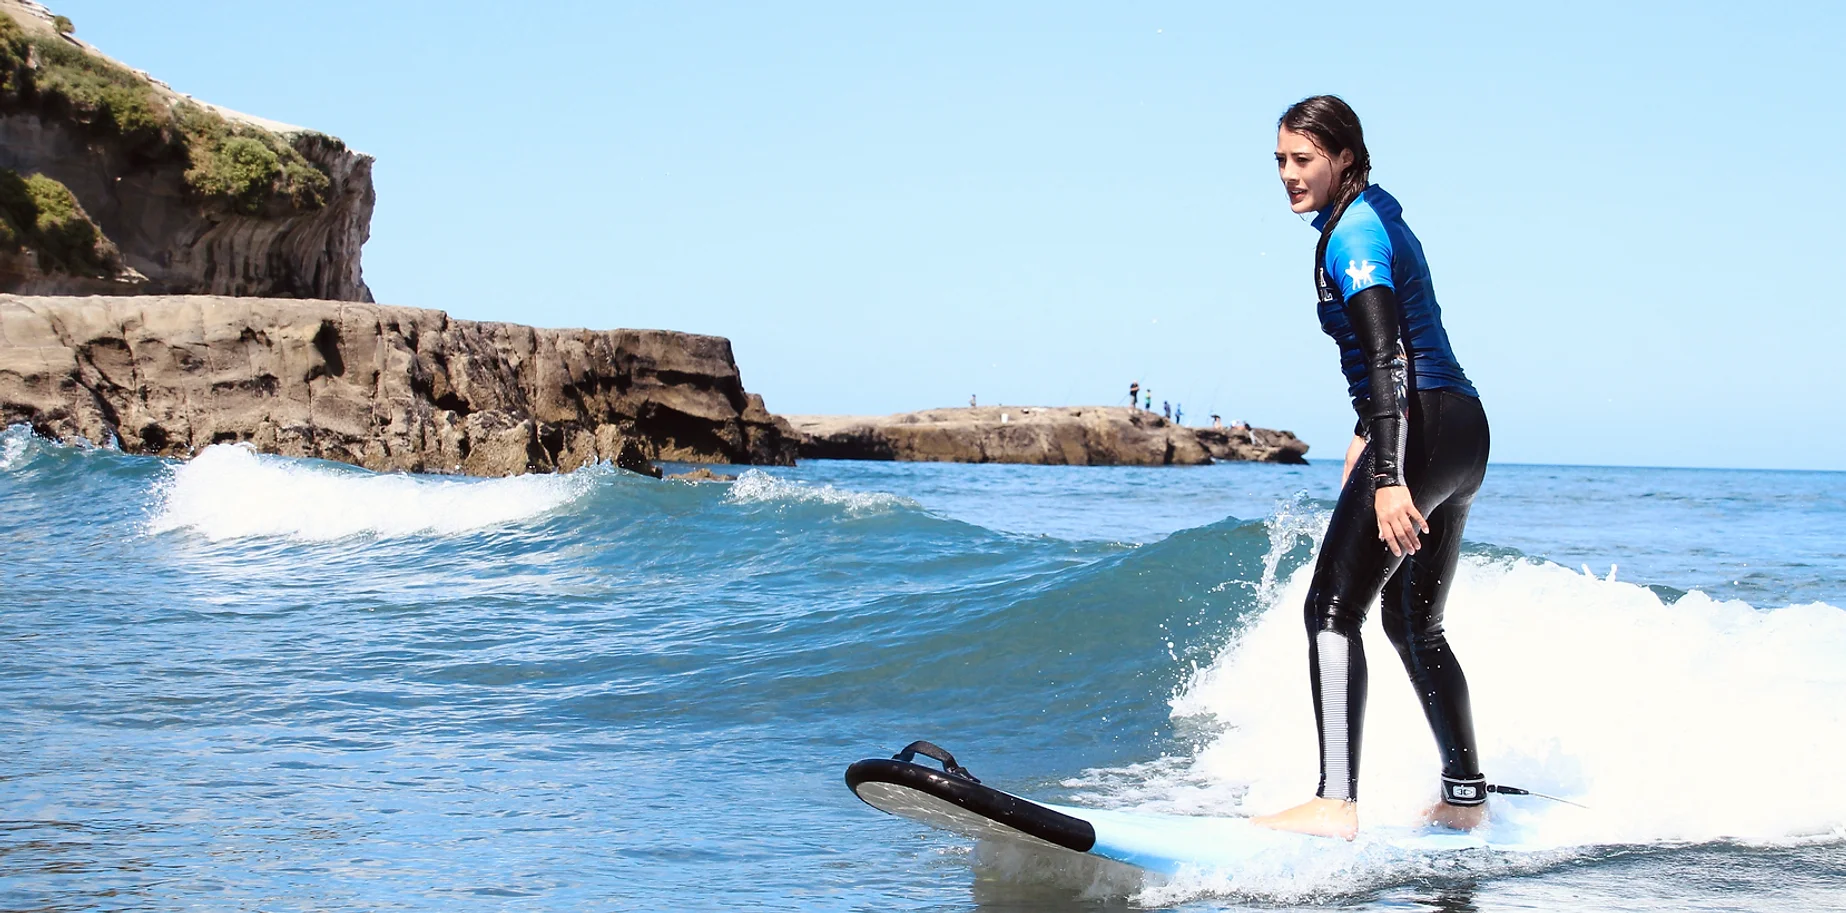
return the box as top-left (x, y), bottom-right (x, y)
top-left (1375, 485), bottom-right (1427, 557)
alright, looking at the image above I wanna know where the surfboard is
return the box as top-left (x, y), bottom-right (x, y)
top-left (845, 741), bottom-right (1551, 876)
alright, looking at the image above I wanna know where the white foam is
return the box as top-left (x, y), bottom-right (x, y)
top-left (0, 424), bottom-right (32, 471)
top-left (725, 468), bottom-right (915, 513)
top-left (148, 444), bottom-right (599, 542)
top-left (1073, 509), bottom-right (1846, 902)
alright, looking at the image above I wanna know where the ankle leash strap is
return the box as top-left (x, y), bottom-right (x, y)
top-left (1441, 774), bottom-right (1488, 806)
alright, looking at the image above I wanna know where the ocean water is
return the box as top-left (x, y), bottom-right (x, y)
top-left (2, 424), bottom-right (1843, 912)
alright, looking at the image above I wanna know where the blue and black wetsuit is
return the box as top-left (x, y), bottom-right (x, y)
top-left (1306, 185), bottom-right (1491, 807)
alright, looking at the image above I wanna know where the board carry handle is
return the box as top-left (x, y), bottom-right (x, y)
top-left (891, 740), bottom-right (981, 784)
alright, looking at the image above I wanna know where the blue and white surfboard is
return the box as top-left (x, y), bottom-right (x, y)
top-left (845, 742), bottom-right (1553, 875)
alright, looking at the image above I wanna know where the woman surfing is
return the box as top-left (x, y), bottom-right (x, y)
top-left (1253, 96), bottom-right (1492, 840)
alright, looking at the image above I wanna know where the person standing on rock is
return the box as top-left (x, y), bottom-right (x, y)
top-left (1175, 404), bottom-right (1184, 426)
top-left (1253, 95), bottom-right (1492, 840)
top-left (1129, 382), bottom-right (1140, 411)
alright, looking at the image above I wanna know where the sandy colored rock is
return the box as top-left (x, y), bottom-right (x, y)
top-left (0, 294), bottom-right (796, 476)
top-left (1192, 424), bottom-right (1311, 464)
top-left (780, 406), bottom-right (1307, 466)
top-left (666, 467), bottom-right (737, 482)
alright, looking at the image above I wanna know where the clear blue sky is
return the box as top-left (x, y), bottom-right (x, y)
top-left (53, 1), bottom-right (1842, 469)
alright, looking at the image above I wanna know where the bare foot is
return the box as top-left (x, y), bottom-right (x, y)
top-left (1421, 801), bottom-right (1487, 831)
top-left (1252, 797), bottom-right (1358, 840)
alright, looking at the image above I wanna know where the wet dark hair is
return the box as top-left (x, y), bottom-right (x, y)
top-left (1278, 95), bottom-right (1370, 264)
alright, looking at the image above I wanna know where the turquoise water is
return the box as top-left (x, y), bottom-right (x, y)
top-left (2, 425), bottom-right (1843, 911)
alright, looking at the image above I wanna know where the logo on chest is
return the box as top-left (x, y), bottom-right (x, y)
top-left (1316, 268), bottom-right (1338, 304)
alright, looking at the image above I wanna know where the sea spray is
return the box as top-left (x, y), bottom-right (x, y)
top-left (0, 423), bottom-right (34, 472)
top-left (725, 468), bottom-right (917, 514)
top-left (1254, 490), bottom-right (1330, 604)
top-left (148, 443), bottom-right (602, 541)
top-left (981, 505), bottom-right (1836, 904)
top-left (1168, 553), bottom-right (1846, 842)
top-left (1065, 514), bottom-right (1846, 903)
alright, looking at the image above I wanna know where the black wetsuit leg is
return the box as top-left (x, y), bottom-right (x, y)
top-left (1304, 389), bottom-right (1490, 802)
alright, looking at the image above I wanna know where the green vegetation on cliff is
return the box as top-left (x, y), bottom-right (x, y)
top-left (175, 103), bottom-right (330, 213)
top-left (0, 169), bottom-right (120, 276)
top-left (0, 12), bottom-right (329, 216)
top-left (14, 22), bottom-right (162, 147)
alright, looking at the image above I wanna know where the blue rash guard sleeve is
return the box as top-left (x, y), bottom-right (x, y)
top-left (1322, 208), bottom-right (1396, 300)
top-left (1320, 205), bottom-right (1409, 486)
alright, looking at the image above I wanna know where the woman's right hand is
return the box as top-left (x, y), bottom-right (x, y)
top-left (1374, 483), bottom-right (1428, 557)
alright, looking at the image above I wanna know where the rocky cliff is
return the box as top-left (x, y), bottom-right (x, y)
top-left (0, 1), bottom-right (372, 300)
top-left (0, 295), bottom-right (797, 476)
top-left (782, 406), bottom-right (1307, 466)
top-left (1193, 423), bottom-right (1312, 464)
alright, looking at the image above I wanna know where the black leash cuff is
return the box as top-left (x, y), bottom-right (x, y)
top-left (1441, 774), bottom-right (1488, 806)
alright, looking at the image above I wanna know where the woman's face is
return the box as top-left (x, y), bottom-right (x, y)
top-left (1275, 127), bottom-right (1353, 214)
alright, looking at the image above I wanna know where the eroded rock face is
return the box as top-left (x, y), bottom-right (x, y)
top-left (781, 406), bottom-right (1308, 466)
top-left (1193, 424), bottom-right (1310, 465)
top-left (0, 0), bottom-right (374, 300)
top-left (0, 295), bottom-right (797, 476)
top-left (0, 113), bottom-right (375, 301)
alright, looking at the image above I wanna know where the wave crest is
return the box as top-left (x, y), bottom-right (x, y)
top-left (0, 424), bottom-right (34, 472)
top-left (1042, 501), bottom-right (1846, 903)
top-left (149, 444), bottom-right (599, 542)
top-left (724, 469), bottom-right (917, 514)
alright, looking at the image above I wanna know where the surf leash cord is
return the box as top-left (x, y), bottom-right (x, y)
top-left (1487, 783), bottom-right (1588, 809)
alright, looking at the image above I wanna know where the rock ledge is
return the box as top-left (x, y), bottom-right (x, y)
top-left (782, 406), bottom-right (1306, 466)
top-left (0, 294), bottom-right (796, 476)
